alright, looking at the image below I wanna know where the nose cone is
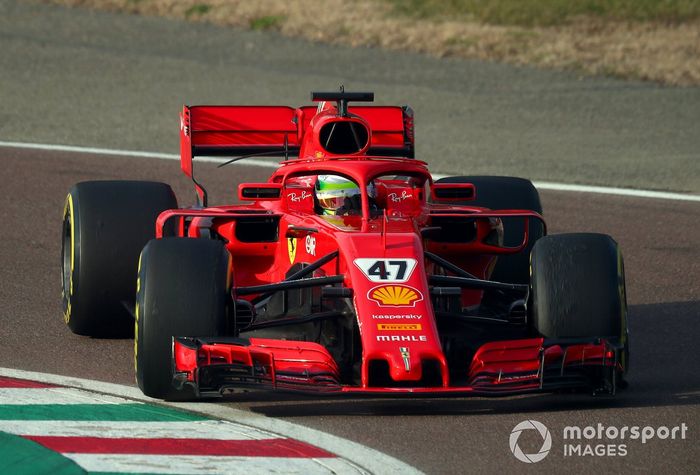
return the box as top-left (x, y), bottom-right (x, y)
top-left (337, 232), bottom-right (449, 387)
top-left (368, 345), bottom-right (448, 386)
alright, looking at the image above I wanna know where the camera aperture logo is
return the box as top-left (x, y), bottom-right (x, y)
top-left (509, 420), bottom-right (552, 463)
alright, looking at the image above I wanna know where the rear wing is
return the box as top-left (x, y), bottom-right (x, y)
top-left (179, 104), bottom-right (414, 204)
top-left (180, 105), bottom-right (299, 162)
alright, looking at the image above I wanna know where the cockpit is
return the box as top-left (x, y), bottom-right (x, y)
top-left (283, 171), bottom-right (428, 220)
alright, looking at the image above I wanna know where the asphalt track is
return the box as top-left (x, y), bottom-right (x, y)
top-left (1, 0), bottom-right (699, 473)
top-left (2, 145), bottom-right (699, 473)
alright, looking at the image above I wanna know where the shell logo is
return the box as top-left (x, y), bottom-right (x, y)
top-left (368, 284), bottom-right (423, 307)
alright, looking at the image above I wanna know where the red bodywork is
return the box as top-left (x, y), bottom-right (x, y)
top-left (163, 94), bottom-right (622, 397)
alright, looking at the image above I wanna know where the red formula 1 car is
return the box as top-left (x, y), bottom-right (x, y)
top-left (62, 90), bottom-right (628, 400)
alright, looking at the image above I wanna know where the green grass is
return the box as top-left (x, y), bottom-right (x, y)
top-left (387, 0), bottom-right (700, 26)
top-left (249, 15), bottom-right (285, 30)
top-left (184, 3), bottom-right (212, 18)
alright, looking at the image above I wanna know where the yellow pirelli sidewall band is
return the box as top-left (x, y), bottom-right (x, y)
top-left (62, 193), bottom-right (75, 324)
top-left (617, 247), bottom-right (628, 370)
top-left (134, 252), bottom-right (142, 379)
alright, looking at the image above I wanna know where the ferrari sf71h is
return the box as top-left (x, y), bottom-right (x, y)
top-left (62, 90), bottom-right (629, 400)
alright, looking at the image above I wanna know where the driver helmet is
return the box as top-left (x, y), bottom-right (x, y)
top-left (315, 175), bottom-right (374, 215)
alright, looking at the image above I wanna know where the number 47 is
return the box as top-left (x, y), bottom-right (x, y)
top-left (355, 258), bottom-right (417, 282)
top-left (368, 260), bottom-right (408, 280)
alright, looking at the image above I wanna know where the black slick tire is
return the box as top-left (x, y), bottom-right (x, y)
top-left (530, 232), bottom-right (629, 372)
top-left (135, 238), bottom-right (231, 400)
top-left (61, 181), bottom-right (177, 337)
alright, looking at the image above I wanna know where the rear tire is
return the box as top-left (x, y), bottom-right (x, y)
top-left (530, 233), bottom-right (628, 372)
top-left (434, 176), bottom-right (543, 284)
top-left (135, 238), bottom-right (231, 400)
top-left (61, 181), bottom-right (177, 337)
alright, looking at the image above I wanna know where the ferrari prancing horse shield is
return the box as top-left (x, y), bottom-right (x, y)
top-left (287, 237), bottom-right (297, 263)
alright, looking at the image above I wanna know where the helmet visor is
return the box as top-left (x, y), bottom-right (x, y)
top-left (318, 195), bottom-right (348, 212)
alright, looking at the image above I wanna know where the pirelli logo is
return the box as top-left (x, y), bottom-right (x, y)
top-left (377, 324), bottom-right (422, 331)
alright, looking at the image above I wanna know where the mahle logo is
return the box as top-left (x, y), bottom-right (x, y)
top-left (509, 420), bottom-right (552, 463)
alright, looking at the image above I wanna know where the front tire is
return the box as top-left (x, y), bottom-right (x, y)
top-left (135, 238), bottom-right (231, 399)
top-left (62, 181), bottom-right (177, 337)
top-left (530, 233), bottom-right (628, 372)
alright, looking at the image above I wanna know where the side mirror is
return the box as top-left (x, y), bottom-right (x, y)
top-left (238, 183), bottom-right (283, 201)
top-left (431, 182), bottom-right (476, 201)
top-left (285, 225), bottom-right (318, 238)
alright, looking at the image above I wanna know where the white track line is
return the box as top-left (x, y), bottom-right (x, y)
top-left (64, 454), bottom-right (356, 475)
top-left (0, 368), bottom-right (422, 475)
top-left (529, 181), bottom-right (699, 201)
top-left (2, 140), bottom-right (697, 202)
top-left (0, 141), bottom-right (277, 169)
top-left (0, 387), bottom-right (135, 405)
top-left (2, 420), bottom-right (276, 440)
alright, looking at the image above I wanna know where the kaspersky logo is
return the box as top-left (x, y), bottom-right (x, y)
top-left (368, 285), bottom-right (423, 307)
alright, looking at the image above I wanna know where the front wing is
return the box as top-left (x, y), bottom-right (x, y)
top-left (172, 336), bottom-right (624, 397)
